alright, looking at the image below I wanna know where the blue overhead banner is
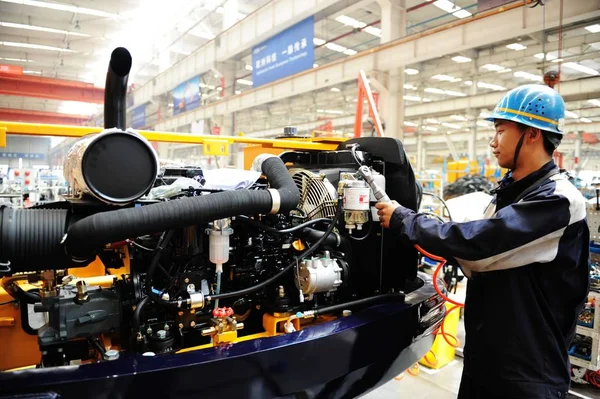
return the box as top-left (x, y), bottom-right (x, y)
top-left (131, 105), bottom-right (146, 129)
top-left (172, 75), bottom-right (200, 115)
top-left (252, 16), bottom-right (314, 87)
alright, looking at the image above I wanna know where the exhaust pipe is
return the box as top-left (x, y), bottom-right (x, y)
top-left (104, 47), bottom-right (132, 130)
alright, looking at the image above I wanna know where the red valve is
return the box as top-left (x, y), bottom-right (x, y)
top-left (14, 171), bottom-right (19, 177)
top-left (24, 179), bottom-right (30, 185)
top-left (212, 307), bottom-right (234, 318)
top-left (24, 170), bottom-right (30, 176)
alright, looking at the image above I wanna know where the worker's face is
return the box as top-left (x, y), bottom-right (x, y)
top-left (489, 120), bottom-right (523, 169)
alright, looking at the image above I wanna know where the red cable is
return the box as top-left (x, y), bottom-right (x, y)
top-left (414, 244), bottom-right (465, 349)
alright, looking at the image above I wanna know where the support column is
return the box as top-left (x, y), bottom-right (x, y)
top-left (574, 131), bottom-right (582, 176)
top-left (378, 0), bottom-right (406, 140)
top-left (416, 131), bottom-right (424, 173)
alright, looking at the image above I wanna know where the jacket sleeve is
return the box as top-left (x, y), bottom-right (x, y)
top-left (390, 183), bottom-right (585, 272)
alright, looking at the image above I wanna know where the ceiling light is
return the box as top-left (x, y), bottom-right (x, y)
top-left (424, 88), bottom-right (445, 94)
top-left (432, 74), bottom-right (460, 82)
top-left (423, 98), bottom-right (432, 102)
top-left (534, 52), bottom-right (557, 61)
top-left (23, 70), bottom-right (41, 74)
top-left (313, 38), bottom-right (326, 46)
top-left (405, 68), bottom-right (419, 75)
top-left (404, 84), bottom-right (417, 90)
top-left (325, 42), bottom-right (347, 53)
top-left (565, 110), bottom-right (579, 119)
top-left (330, 87), bottom-right (341, 92)
top-left (426, 118), bottom-right (440, 124)
top-left (424, 126), bottom-right (438, 132)
top-left (0, 0), bottom-right (120, 18)
top-left (313, 63), bottom-right (319, 68)
top-left (506, 43), bottom-right (527, 51)
top-left (450, 115), bottom-right (467, 121)
top-left (442, 122), bottom-right (461, 129)
top-left (0, 21), bottom-right (89, 36)
top-left (563, 62), bottom-right (599, 76)
top-left (479, 111), bottom-right (491, 118)
top-left (0, 41), bottom-right (74, 52)
top-left (585, 24), bottom-right (600, 33)
top-left (335, 15), bottom-right (366, 29)
top-left (245, 64), bottom-right (253, 71)
top-left (404, 121), bottom-right (418, 127)
top-left (444, 90), bottom-right (467, 97)
top-left (317, 109), bottom-right (344, 115)
top-left (463, 81), bottom-right (473, 86)
top-left (433, 0), bottom-right (461, 13)
top-left (477, 81), bottom-right (507, 91)
top-left (452, 55), bottom-right (472, 63)
top-left (216, 87), bottom-right (222, 91)
top-left (0, 57), bottom-right (33, 62)
top-left (481, 63), bottom-right (506, 72)
top-left (235, 90), bottom-right (241, 95)
top-left (588, 99), bottom-right (600, 107)
top-left (237, 79), bottom-right (253, 86)
top-left (189, 30), bottom-right (216, 40)
top-left (580, 117), bottom-right (592, 123)
top-left (343, 49), bottom-right (357, 56)
top-left (453, 9), bottom-right (472, 19)
top-left (514, 71), bottom-right (542, 82)
top-left (551, 58), bottom-right (563, 63)
top-left (404, 96), bottom-right (422, 102)
top-left (363, 26), bottom-right (382, 37)
top-left (498, 68), bottom-right (512, 73)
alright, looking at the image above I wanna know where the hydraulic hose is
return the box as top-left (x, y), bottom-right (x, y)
top-left (237, 216), bottom-right (332, 235)
top-left (65, 157), bottom-right (299, 263)
top-left (104, 47), bottom-right (132, 130)
top-left (415, 244), bottom-right (464, 348)
top-left (207, 199), bottom-right (343, 302)
top-left (1, 276), bottom-right (40, 304)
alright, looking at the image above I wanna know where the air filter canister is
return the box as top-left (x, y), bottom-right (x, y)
top-left (64, 128), bottom-right (158, 205)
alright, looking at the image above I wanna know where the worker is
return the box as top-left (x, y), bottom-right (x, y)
top-left (377, 84), bottom-right (589, 399)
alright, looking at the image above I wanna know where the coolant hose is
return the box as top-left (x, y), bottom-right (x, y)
top-left (65, 157), bottom-right (299, 263)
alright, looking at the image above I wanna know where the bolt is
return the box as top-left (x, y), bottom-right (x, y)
top-left (178, 311), bottom-right (184, 317)
top-left (164, 324), bottom-right (169, 331)
top-left (146, 327), bottom-right (153, 335)
top-left (190, 321), bottom-right (196, 328)
top-left (184, 278), bottom-right (190, 284)
top-left (178, 323), bottom-right (184, 329)
top-left (278, 286), bottom-right (285, 298)
top-left (342, 310), bottom-right (352, 317)
top-left (190, 310), bottom-right (195, 315)
top-left (136, 332), bottom-right (143, 342)
top-left (156, 330), bottom-right (167, 339)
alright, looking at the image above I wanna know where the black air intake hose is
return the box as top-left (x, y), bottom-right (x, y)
top-left (0, 208), bottom-right (69, 272)
top-left (65, 157), bottom-right (299, 262)
top-left (104, 47), bottom-right (132, 130)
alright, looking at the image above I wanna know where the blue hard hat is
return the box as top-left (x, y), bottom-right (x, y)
top-left (485, 84), bottom-right (566, 134)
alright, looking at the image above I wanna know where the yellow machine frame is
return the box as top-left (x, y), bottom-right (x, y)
top-left (0, 121), bottom-right (346, 371)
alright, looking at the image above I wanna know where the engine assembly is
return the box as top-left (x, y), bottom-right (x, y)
top-left (0, 47), bottom-right (443, 399)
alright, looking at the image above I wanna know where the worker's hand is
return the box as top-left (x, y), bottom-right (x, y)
top-left (376, 201), bottom-right (401, 228)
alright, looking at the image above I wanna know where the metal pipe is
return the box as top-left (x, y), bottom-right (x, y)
top-left (104, 47), bottom-right (132, 130)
